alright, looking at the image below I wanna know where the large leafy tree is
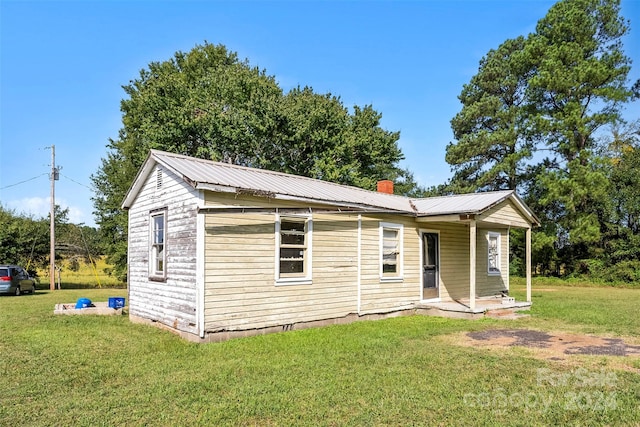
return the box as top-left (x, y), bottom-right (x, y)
top-left (92, 42), bottom-right (417, 280)
top-left (270, 86), bottom-right (351, 179)
top-left (118, 43), bottom-right (283, 166)
top-left (274, 87), bottom-right (410, 190)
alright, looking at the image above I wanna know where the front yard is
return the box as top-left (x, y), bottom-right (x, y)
top-left (1, 281), bottom-right (638, 426)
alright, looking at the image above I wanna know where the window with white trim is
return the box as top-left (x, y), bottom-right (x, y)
top-left (488, 232), bottom-right (501, 275)
top-left (380, 222), bottom-right (403, 280)
top-left (150, 210), bottom-right (167, 280)
top-left (276, 215), bottom-right (312, 283)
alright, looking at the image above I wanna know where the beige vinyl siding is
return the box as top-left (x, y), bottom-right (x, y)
top-left (475, 228), bottom-right (509, 296)
top-left (359, 215), bottom-right (421, 314)
top-left (429, 223), bottom-right (509, 301)
top-left (127, 165), bottom-right (199, 334)
top-left (429, 222), bottom-right (470, 301)
top-left (201, 192), bottom-right (529, 332)
top-left (480, 200), bottom-right (531, 228)
top-left (203, 200), bottom-right (360, 332)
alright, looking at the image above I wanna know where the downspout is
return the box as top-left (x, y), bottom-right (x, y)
top-left (526, 227), bottom-right (532, 303)
top-left (126, 209), bottom-right (131, 317)
top-left (357, 214), bottom-right (362, 315)
top-left (469, 219), bottom-right (477, 311)
top-left (506, 226), bottom-right (510, 292)
top-left (196, 191), bottom-right (206, 338)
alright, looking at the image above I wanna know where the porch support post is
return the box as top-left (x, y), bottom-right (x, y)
top-left (469, 219), bottom-right (476, 311)
top-left (526, 227), bottom-right (532, 303)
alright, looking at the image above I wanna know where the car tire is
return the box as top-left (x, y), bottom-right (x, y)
top-left (15, 286), bottom-right (21, 296)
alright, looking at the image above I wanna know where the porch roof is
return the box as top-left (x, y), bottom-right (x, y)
top-left (411, 191), bottom-right (513, 216)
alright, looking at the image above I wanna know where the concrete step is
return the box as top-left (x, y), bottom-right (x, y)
top-left (485, 308), bottom-right (530, 320)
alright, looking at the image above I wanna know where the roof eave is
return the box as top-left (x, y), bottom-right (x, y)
top-left (507, 192), bottom-right (541, 227)
top-left (414, 191), bottom-right (541, 227)
top-left (121, 151), bottom-right (157, 210)
top-left (195, 182), bottom-right (412, 213)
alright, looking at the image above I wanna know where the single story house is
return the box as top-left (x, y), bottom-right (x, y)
top-left (122, 150), bottom-right (539, 342)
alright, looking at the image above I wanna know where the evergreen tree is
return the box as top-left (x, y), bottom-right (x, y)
top-left (446, 0), bottom-right (635, 277)
top-left (446, 36), bottom-right (535, 193)
top-left (528, 0), bottom-right (633, 253)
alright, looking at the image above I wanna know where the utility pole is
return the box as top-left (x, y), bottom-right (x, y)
top-left (49, 145), bottom-right (58, 291)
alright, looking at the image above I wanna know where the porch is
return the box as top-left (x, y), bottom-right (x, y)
top-left (416, 204), bottom-right (536, 314)
top-left (416, 295), bottom-right (532, 320)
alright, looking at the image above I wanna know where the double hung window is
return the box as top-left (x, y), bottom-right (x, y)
top-left (276, 215), bottom-right (311, 284)
top-left (487, 232), bottom-right (501, 275)
top-left (150, 210), bottom-right (167, 279)
top-left (380, 222), bottom-right (403, 280)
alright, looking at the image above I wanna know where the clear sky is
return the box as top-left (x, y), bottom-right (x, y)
top-left (1, 0), bottom-right (638, 228)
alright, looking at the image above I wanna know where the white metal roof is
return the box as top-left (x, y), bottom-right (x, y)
top-left (122, 150), bottom-right (539, 225)
top-left (410, 191), bottom-right (514, 215)
top-left (139, 150), bottom-right (413, 212)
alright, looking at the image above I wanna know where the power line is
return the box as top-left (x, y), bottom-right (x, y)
top-left (61, 173), bottom-right (93, 190)
top-left (1, 172), bottom-right (94, 191)
top-left (0, 173), bottom-right (48, 190)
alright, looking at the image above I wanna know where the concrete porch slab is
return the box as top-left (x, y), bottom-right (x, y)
top-left (416, 296), bottom-right (531, 320)
top-left (54, 301), bottom-right (123, 315)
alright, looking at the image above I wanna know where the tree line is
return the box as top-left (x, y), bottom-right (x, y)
top-left (442, 0), bottom-right (639, 282)
top-left (82, 0), bottom-right (637, 283)
top-left (0, 206), bottom-right (103, 277)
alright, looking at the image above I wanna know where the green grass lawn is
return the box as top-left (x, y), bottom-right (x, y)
top-left (1, 281), bottom-right (639, 426)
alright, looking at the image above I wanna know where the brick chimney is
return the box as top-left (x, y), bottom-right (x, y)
top-left (377, 180), bottom-right (394, 194)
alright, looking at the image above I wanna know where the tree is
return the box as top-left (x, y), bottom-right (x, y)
top-left (446, 36), bottom-right (535, 193)
top-left (608, 120), bottom-right (640, 236)
top-left (269, 86), bottom-right (351, 179)
top-left (446, 0), bottom-right (635, 277)
top-left (92, 148), bottom-right (140, 280)
top-left (273, 87), bottom-right (415, 191)
top-left (601, 120), bottom-right (640, 279)
top-left (92, 43), bottom-right (283, 280)
top-left (0, 205), bottom-right (102, 276)
top-left (92, 42), bottom-right (417, 280)
top-left (347, 105), bottom-right (418, 194)
top-left (120, 43), bottom-right (283, 166)
top-left (527, 0), bottom-right (633, 251)
top-left (0, 207), bottom-right (50, 271)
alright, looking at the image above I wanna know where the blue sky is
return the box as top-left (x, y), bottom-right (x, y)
top-left (1, 0), bottom-right (639, 227)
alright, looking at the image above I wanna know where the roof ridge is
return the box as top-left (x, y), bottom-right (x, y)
top-left (151, 149), bottom-right (411, 200)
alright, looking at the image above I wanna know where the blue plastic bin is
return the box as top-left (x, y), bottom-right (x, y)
top-left (108, 297), bottom-right (126, 309)
top-left (75, 298), bottom-right (92, 309)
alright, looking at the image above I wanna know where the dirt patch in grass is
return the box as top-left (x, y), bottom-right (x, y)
top-left (466, 329), bottom-right (640, 356)
top-left (444, 329), bottom-right (640, 372)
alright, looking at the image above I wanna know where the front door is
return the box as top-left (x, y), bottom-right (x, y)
top-left (422, 232), bottom-right (439, 300)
